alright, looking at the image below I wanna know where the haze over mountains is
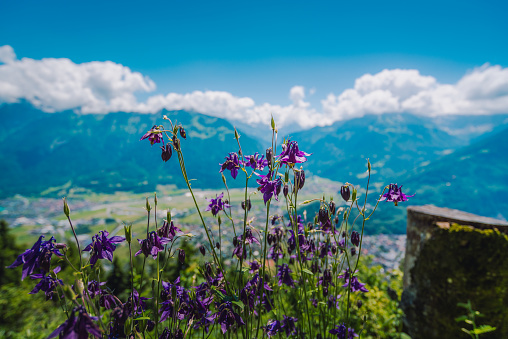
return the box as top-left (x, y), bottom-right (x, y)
top-left (1, 102), bottom-right (507, 233)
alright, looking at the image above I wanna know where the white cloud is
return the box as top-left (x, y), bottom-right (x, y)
top-left (1, 45), bottom-right (508, 129)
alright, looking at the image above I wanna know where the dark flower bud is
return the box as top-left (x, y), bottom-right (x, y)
top-left (179, 126), bottom-right (186, 139)
top-left (342, 231), bottom-right (346, 238)
top-left (323, 286), bottom-right (328, 297)
top-left (340, 185), bottom-right (350, 202)
top-left (178, 249), bottom-right (185, 264)
top-left (295, 169), bottom-right (305, 190)
top-left (233, 237), bottom-right (238, 247)
top-left (55, 243), bottom-right (67, 249)
top-left (329, 201), bottom-right (336, 215)
top-left (357, 300), bottom-right (363, 308)
top-left (351, 247), bottom-right (356, 256)
top-left (205, 262), bottom-right (213, 276)
top-left (318, 208), bottom-right (329, 224)
top-left (216, 242), bottom-right (220, 250)
top-left (334, 216), bottom-right (339, 224)
top-left (160, 144), bottom-right (172, 162)
top-left (331, 245), bottom-right (337, 254)
top-left (307, 222), bottom-right (313, 230)
top-left (146, 320), bottom-right (155, 332)
top-left (283, 184), bottom-right (289, 197)
top-left (289, 258), bottom-right (294, 265)
top-left (172, 135), bottom-right (180, 151)
top-left (266, 147), bottom-right (273, 165)
top-left (241, 199), bottom-right (252, 211)
top-left (267, 234), bottom-right (273, 245)
top-left (351, 231), bottom-right (360, 247)
top-left (199, 246), bottom-right (206, 256)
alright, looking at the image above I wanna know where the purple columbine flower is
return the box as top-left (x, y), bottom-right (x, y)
top-left (157, 220), bottom-right (182, 241)
top-left (219, 152), bottom-right (243, 179)
top-left (135, 231), bottom-right (171, 259)
top-left (339, 269), bottom-right (369, 293)
top-left (206, 192), bottom-right (231, 216)
top-left (29, 266), bottom-right (63, 300)
top-left (282, 316), bottom-right (298, 337)
top-left (248, 260), bottom-right (261, 273)
top-left (245, 152), bottom-right (269, 171)
top-left (83, 230), bottom-right (125, 267)
top-left (329, 323), bottom-right (358, 338)
top-left (277, 140), bottom-right (311, 166)
top-left (379, 183), bottom-right (414, 206)
top-left (140, 125), bottom-right (164, 145)
top-left (215, 301), bottom-right (245, 334)
top-left (276, 264), bottom-right (294, 287)
top-left (256, 171), bottom-right (282, 205)
top-left (48, 306), bottom-right (101, 339)
top-left (8, 235), bottom-right (62, 280)
top-left (351, 231), bottom-right (360, 247)
top-left (266, 319), bottom-right (282, 337)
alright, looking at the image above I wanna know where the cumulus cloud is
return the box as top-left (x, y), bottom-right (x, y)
top-left (1, 45), bottom-right (508, 129)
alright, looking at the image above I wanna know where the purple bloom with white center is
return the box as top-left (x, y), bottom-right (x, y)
top-left (266, 319), bottom-right (282, 337)
top-left (83, 230), bottom-right (125, 267)
top-left (329, 323), bottom-right (358, 339)
top-left (48, 306), bottom-right (101, 339)
top-left (379, 183), bottom-right (414, 206)
top-left (256, 171), bottom-right (282, 205)
top-left (244, 152), bottom-right (269, 171)
top-left (206, 192), bottom-right (231, 216)
top-left (135, 231), bottom-right (170, 259)
top-left (276, 264), bottom-right (294, 287)
top-left (282, 315), bottom-right (298, 337)
top-left (157, 220), bottom-right (182, 241)
top-left (8, 235), bottom-right (62, 280)
top-left (277, 139), bottom-right (311, 166)
top-left (29, 266), bottom-right (63, 300)
top-left (339, 269), bottom-right (369, 293)
top-left (140, 125), bottom-right (164, 145)
top-left (219, 152), bottom-right (243, 179)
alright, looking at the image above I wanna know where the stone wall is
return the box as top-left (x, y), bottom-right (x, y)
top-left (401, 205), bottom-right (508, 339)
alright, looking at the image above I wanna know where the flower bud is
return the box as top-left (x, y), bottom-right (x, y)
top-left (351, 231), bottom-right (360, 247)
top-left (250, 156), bottom-right (256, 167)
top-left (161, 144), bottom-right (172, 162)
top-left (75, 279), bottom-right (85, 297)
top-left (351, 188), bottom-right (357, 202)
top-left (350, 247), bottom-right (356, 256)
top-left (199, 245), bottom-right (206, 256)
top-left (167, 210), bottom-right (172, 223)
top-left (55, 243), bottom-right (67, 249)
top-left (179, 126), bottom-right (186, 139)
top-left (357, 300), bottom-right (363, 308)
top-left (233, 237), bottom-right (238, 247)
top-left (63, 198), bottom-right (70, 217)
top-left (234, 128), bottom-right (240, 141)
top-left (241, 199), bottom-right (252, 211)
top-left (340, 186), bottom-right (350, 202)
top-left (172, 135), bottom-right (180, 151)
top-left (283, 184), bottom-right (289, 197)
top-left (295, 169), bottom-right (305, 190)
top-left (367, 159), bottom-right (371, 172)
top-left (334, 216), bottom-right (339, 224)
top-left (145, 197), bottom-right (151, 212)
top-left (63, 285), bottom-right (76, 301)
top-left (124, 224), bottom-right (132, 244)
top-left (215, 242), bottom-right (220, 250)
top-left (318, 208), bottom-right (329, 224)
top-left (178, 249), bottom-right (186, 264)
top-left (329, 201), bottom-right (336, 215)
top-left (266, 147), bottom-right (273, 165)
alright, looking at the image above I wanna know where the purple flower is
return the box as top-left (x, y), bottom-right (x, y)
top-left (351, 231), bottom-right (360, 247)
top-left (277, 140), bottom-right (311, 166)
top-left (29, 266), bottom-right (63, 300)
top-left (215, 301), bottom-right (245, 334)
top-left (248, 260), bottom-right (261, 273)
top-left (276, 264), bottom-right (294, 287)
top-left (219, 152), bottom-right (243, 179)
top-left (329, 323), bottom-right (358, 339)
top-left (266, 319), bottom-right (282, 337)
top-left (140, 125), bottom-right (164, 145)
top-left (206, 192), bottom-right (231, 216)
top-left (339, 269), bottom-right (369, 293)
top-left (83, 230), bottom-right (125, 267)
top-left (157, 220), bottom-right (182, 241)
top-left (282, 315), bottom-right (298, 337)
top-left (135, 231), bottom-right (170, 259)
top-left (160, 144), bottom-right (172, 162)
top-left (48, 306), bottom-right (101, 339)
top-left (8, 235), bottom-right (62, 280)
top-left (379, 183), bottom-right (414, 206)
top-left (256, 171), bottom-right (282, 205)
top-left (244, 152), bottom-right (269, 171)
top-left (340, 185), bottom-right (350, 201)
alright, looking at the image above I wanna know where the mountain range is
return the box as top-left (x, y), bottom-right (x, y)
top-left (1, 102), bottom-right (507, 233)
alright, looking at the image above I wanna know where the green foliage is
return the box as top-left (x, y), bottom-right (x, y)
top-left (456, 300), bottom-right (497, 339)
top-left (0, 220), bottom-right (24, 285)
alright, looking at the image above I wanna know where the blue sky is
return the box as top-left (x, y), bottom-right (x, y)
top-left (1, 0), bottom-right (508, 128)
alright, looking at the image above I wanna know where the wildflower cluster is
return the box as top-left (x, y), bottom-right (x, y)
top-left (8, 116), bottom-right (413, 338)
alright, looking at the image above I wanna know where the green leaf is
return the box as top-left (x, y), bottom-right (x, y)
top-left (133, 317), bottom-right (151, 321)
top-left (302, 269), bottom-right (314, 275)
top-left (471, 325), bottom-right (496, 335)
top-left (399, 333), bottom-right (412, 339)
top-left (454, 315), bottom-right (468, 322)
top-left (231, 300), bottom-right (245, 310)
